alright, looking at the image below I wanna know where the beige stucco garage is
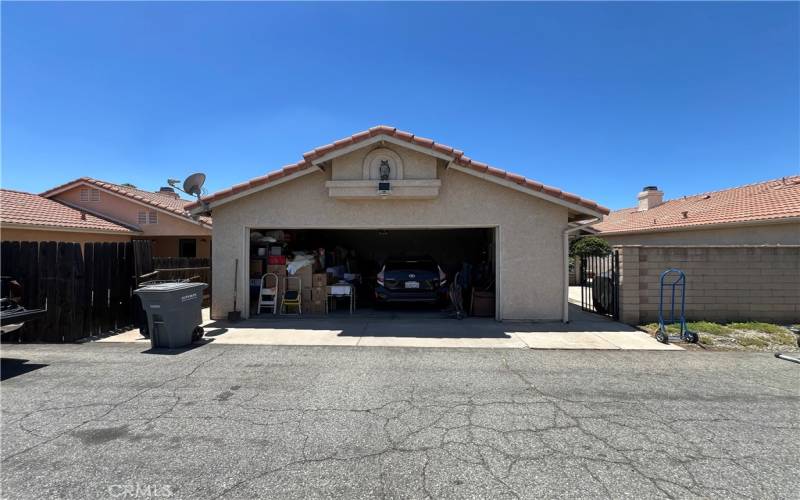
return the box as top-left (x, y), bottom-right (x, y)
top-left (190, 126), bottom-right (608, 321)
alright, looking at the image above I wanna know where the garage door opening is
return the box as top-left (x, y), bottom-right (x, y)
top-left (247, 228), bottom-right (496, 318)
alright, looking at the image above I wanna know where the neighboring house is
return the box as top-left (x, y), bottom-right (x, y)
top-left (593, 178), bottom-right (800, 325)
top-left (188, 125), bottom-right (608, 321)
top-left (0, 188), bottom-right (136, 244)
top-left (40, 178), bottom-right (212, 258)
top-left (594, 177), bottom-right (800, 245)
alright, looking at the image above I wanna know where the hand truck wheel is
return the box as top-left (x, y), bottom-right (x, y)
top-left (655, 329), bottom-right (668, 344)
top-left (683, 331), bottom-right (698, 344)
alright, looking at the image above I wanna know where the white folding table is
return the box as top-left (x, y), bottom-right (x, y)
top-left (327, 284), bottom-right (355, 314)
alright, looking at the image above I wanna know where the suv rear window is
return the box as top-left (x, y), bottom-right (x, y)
top-left (385, 259), bottom-right (437, 271)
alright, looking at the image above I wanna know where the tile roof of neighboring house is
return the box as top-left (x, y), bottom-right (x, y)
top-left (0, 189), bottom-right (136, 233)
top-left (186, 125), bottom-right (609, 215)
top-left (40, 178), bottom-right (212, 226)
top-left (594, 176), bottom-right (800, 235)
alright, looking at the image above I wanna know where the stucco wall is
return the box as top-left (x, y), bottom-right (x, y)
top-left (148, 236), bottom-right (212, 258)
top-left (618, 245), bottom-right (800, 324)
top-left (210, 157), bottom-right (569, 321)
top-left (1, 228), bottom-right (131, 245)
top-left (603, 222), bottom-right (800, 246)
top-left (331, 144), bottom-right (437, 180)
top-left (55, 187), bottom-right (211, 237)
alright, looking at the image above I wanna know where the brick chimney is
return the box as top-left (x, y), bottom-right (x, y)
top-left (637, 186), bottom-right (663, 211)
top-left (157, 187), bottom-right (180, 199)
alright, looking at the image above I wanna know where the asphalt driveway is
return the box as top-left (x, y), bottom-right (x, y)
top-left (1, 343), bottom-right (798, 499)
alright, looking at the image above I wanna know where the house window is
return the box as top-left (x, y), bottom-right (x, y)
top-left (138, 210), bottom-right (158, 224)
top-left (179, 239), bottom-right (197, 258)
top-left (80, 188), bottom-right (100, 201)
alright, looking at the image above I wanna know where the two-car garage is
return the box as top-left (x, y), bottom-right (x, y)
top-left (247, 227), bottom-right (496, 316)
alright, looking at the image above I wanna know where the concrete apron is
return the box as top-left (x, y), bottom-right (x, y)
top-left (96, 310), bottom-right (682, 351)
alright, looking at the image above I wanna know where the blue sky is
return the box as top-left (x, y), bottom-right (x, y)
top-left (2, 2), bottom-right (798, 209)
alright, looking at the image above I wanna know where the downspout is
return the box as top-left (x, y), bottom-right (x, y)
top-left (562, 217), bottom-right (600, 323)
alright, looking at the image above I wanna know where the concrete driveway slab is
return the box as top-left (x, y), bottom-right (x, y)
top-left (356, 335), bottom-right (527, 349)
top-left (211, 327), bottom-right (360, 346)
top-left (511, 331), bottom-right (620, 349)
top-left (93, 305), bottom-right (678, 350)
top-left (598, 331), bottom-right (684, 350)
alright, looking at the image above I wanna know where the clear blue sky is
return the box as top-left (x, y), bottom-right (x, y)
top-left (2, 2), bottom-right (798, 209)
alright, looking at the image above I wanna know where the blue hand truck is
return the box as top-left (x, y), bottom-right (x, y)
top-left (656, 269), bottom-right (698, 344)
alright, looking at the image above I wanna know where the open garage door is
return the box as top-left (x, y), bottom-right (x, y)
top-left (247, 228), bottom-right (496, 319)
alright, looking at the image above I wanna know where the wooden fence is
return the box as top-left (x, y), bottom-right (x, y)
top-left (1, 240), bottom-right (149, 342)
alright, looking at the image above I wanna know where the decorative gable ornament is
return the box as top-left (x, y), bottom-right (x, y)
top-left (325, 145), bottom-right (441, 199)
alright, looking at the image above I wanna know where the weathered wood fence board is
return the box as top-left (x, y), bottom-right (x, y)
top-left (1, 240), bottom-right (142, 342)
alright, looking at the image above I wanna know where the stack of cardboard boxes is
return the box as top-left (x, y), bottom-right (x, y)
top-left (282, 264), bottom-right (328, 315)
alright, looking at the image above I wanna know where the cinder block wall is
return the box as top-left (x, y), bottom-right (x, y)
top-left (617, 246), bottom-right (800, 324)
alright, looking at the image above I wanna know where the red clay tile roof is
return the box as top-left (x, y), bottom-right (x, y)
top-left (187, 125), bottom-right (609, 215)
top-left (594, 176), bottom-right (800, 234)
top-left (1, 189), bottom-right (136, 233)
top-left (41, 178), bottom-right (212, 226)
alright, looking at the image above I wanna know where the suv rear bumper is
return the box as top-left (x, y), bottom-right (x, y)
top-left (375, 285), bottom-right (447, 303)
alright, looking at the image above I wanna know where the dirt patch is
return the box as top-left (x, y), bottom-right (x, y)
top-left (640, 322), bottom-right (800, 352)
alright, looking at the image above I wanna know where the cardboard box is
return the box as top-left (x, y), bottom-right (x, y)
top-left (266, 264), bottom-right (287, 277)
top-left (312, 273), bottom-right (327, 288)
top-left (301, 287), bottom-right (312, 305)
top-left (471, 291), bottom-right (495, 317)
top-left (307, 300), bottom-right (327, 315)
top-left (311, 286), bottom-right (327, 302)
top-left (290, 265), bottom-right (313, 289)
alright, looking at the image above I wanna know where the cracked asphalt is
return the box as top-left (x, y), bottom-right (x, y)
top-left (1, 343), bottom-right (798, 499)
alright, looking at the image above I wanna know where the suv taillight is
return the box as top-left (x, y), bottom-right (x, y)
top-left (377, 266), bottom-right (385, 286)
top-left (438, 266), bottom-right (447, 286)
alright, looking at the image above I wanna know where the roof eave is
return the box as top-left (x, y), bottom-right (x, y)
top-left (1, 222), bottom-right (138, 235)
top-left (448, 163), bottom-right (608, 219)
top-left (596, 215), bottom-right (800, 236)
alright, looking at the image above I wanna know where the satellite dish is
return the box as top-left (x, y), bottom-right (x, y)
top-left (183, 173), bottom-right (206, 198)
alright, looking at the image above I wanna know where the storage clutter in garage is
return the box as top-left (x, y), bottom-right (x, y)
top-left (249, 231), bottom-right (361, 315)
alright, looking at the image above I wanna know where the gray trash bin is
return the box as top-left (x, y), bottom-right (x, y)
top-left (134, 282), bottom-right (207, 349)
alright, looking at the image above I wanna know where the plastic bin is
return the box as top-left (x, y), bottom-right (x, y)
top-left (134, 282), bottom-right (207, 349)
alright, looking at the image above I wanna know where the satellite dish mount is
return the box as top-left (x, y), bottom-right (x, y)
top-left (167, 173), bottom-right (207, 202)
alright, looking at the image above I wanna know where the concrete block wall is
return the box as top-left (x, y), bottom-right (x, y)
top-left (617, 246), bottom-right (800, 325)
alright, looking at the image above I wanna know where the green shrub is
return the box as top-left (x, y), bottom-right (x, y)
top-left (570, 236), bottom-right (611, 258)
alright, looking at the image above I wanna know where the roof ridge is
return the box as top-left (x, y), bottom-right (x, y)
top-left (82, 177), bottom-right (193, 202)
top-left (676, 175), bottom-right (800, 201)
top-left (0, 187), bottom-right (40, 195)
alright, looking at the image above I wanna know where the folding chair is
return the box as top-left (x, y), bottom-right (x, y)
top-left (257, 273), bottom-right (279, 315)
top-left (280, 276), bottom-right (302, 315)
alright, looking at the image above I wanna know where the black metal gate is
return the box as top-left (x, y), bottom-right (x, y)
top-left (579, 250), bottom-right (620, 320)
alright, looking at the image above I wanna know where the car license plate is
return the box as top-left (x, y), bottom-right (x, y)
top-left (405, 281), bottom-right (420, 289)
